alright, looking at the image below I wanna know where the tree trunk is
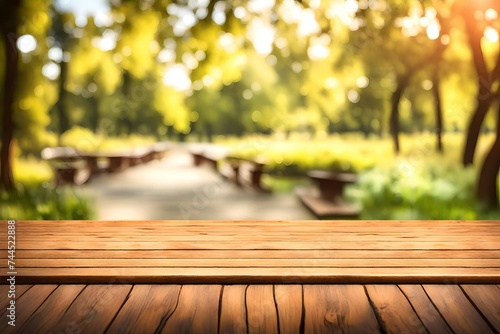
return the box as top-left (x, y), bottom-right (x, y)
top-left (56, 58), bottom-right (70, 142)
top-left (463, 96), bottom-right (493, 166)
top-left (477, 103), bottom-right (500, 208)
top-left (390, 75), bottom-right (410, 154)
top-left (0, 2), bottom-right (21, 191)
top-left (432, 71), bottom-right (444, 153)
top-left (205, 124), bottom-right (213, 143)
top-left (460, 2), bottom-right (497, 166)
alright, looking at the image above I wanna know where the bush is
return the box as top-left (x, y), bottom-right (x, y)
top-left (348, 162), bottom-right (500, 219)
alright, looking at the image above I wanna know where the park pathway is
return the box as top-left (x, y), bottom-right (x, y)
top-left (76, 149), bottom-right (315, 220)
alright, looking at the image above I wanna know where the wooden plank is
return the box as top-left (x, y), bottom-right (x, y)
top-left (12, 219), bottom-right (500, 227)
top-left (8, 267), bottom-right (500, 284)
top-left (10, 240), bottom-right (500, 250)
top-left (460, 285), bottom-right (500, 332)
top-left (0, 285), bottom-right (58, 333)
top-left (423, 285), bottom-right (495, 334)
top-left (107, 285), bottom-right (181, 334)
top-left (398, 285), bottom-right (453, 333)
top-left (0, 285), bottom-right (80, 333)
top-left (11, 249), bottom-right (500, 259)
top-left (10, 235), bottom-right (500, 244)
top-left (48, 284), bottom-right (131, 334)
top-left (365, 285), bottom-right (427, 333)
top-left (16, 285), bottom-right (86, 334)
top-left (8, 258), bottom-right (500, 268)
top-left (303, 285), bottom-right (381, 333)
top-left (161, 285), bottom-right (221, 334)
top-left (219, 285), bottom-right (247, 334)
top-left (274, 285), bottom-right (302, 334)
top-left (0, 285), bottom-right (31, 311)
top-left (246, 285), bottom-right (279, 334)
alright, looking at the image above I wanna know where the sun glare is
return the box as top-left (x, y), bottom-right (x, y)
top-left (163, 64), bottom-right (191, 91)
top-left (484, 26), bottom-right (499, 43)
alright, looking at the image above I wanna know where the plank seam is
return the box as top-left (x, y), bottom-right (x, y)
top-left (217, 285), bottom-right (224, 334)
top-left (244, 285), bottom-right (250, 334)
top-left (61, 285), bottom-right (88, 319)
top-left (396, 285), bottom-right (430, 334)
top-left (103, 285), bottom-right (133, 334)
top-left (363, 285), bottom-right (388, 334)
top-left (154, 285), bottom-right (182, 334)
top-left (272, 285), bottom-right (281, 334)
top-left (458, 285), bottom-right (499, 333)
top-left (420, 285), bottom-right (455, 332)
top-left (299, 285), bottom-right (305, 334)
top-left (18, 285), bottom-right (59, 333)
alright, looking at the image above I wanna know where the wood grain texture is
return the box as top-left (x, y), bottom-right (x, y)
top-left (49, 284), bottom-right (131, 334)
top-left (161, 285), bottom-right (221, 334)
top-left (274, 285), bottom-right (303, 334)
top-left (303, 285), bottom-right (381, 333)
top-left (0, 284), bottom-right (57, 334)
top-left (11, 249), bottom-right (500, 259)
top-left (246, 285), bottom-right (279, 334)
top-left (1, 284), bottom-right (499, 333)
top-left (1, 220), bottom-right (498, 284)
top-left (11, 267), bottom-right (500, 284)
top-left (16, 285), bottom-right (85, 334)
top-left (398, 285), bottom-right (453, 334)
top-left (107, 285), bottom-right (181, 334)
top-left (365, 285), bottom-right (426, 333)
top-left (0, 285), bottom-right (31, 310)
top-left (460, 285), bottom-right (500, 332)
top-left (219, 285), bottom-right (247, 334)
top-left (9, 258), bottom-right (500, 268)
top-left (423, 284), bottom-right (495, 334)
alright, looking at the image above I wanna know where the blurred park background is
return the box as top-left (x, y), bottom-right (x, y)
top-left (1, 0), bottom-right (500, 220)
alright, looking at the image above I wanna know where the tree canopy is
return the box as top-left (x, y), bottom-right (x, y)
top-left (1, 0), bottom-right (500, 207)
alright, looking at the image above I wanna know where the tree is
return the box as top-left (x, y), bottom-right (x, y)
top-left (477, 100), bottom-right (500, 208)
top-left (48, 7), bottom-right (74, 141)
top-left (459, 0), bottom-right (500, 166)
top-left (0, 0), bottom-right (22, 190)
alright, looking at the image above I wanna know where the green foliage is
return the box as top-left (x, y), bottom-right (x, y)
top-left (2, 157), bottom-right (93, 220)
top-left (1, 183), bottom-right (94, 220)
top-left (60, 126), bottom-right (155, 152)
top-left (350, 163), bottom-right (500, 219)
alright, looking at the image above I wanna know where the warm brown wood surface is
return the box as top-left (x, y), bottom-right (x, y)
top-left (0, 220), bottom-right (499, 333)
top-left (0, 284), bottom-right (497, 333)
top-left (1, 220), bottom-right (499, 284)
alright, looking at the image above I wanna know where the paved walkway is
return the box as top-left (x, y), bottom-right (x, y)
top-left (76, 150), bottom-right (315, 220)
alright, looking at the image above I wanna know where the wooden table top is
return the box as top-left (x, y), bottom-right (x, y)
top-left (1, 220), bottom-right (499, 284)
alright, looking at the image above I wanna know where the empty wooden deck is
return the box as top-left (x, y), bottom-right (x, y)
top-left (0, 220), bottom-right (499, 333)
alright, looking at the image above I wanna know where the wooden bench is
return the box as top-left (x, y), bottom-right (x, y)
top-left (150, 142), bottom-right (172, 160)
top-left (191, 150), bottom-right (225, 171)
top-left (41, 147), bottom-right (90, 185)
top-left (221, 156), bottom-right (269, 192)
top-left (297, 170), bottom-right (360, 218)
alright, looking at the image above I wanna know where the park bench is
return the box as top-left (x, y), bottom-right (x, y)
top-left (41, 147), bottom-right (90, 185)
top-left (220, 156), bottom-right (269, 192)
top-left (297, 170), bottom-right (360, 218)
top-left (150, 142), bottom-right (172, 160)
top-left (190, 145), bottom-right (228, 171)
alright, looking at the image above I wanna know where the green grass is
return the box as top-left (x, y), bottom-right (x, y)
top-left (1, 157), bottom-right (94, 220)
top-left (222, 133), bottom-right (500, 219)
top-left (1, 183), bottom-right (95, 220)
